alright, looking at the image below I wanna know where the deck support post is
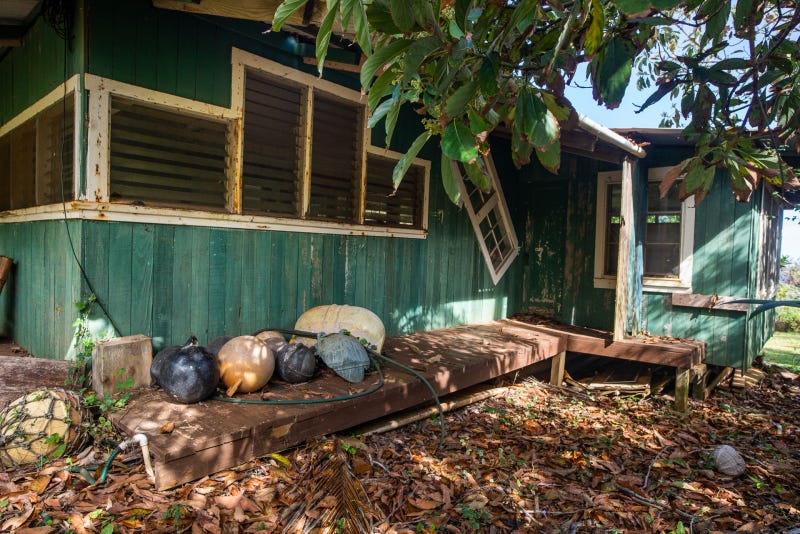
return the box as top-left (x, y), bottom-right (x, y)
top-left (549, 351), bottom-right (566, 386)
top-left (690, 364), bottom-right (709, 400)
top-left (613, 157), bottom-right (635, 341)
top-left (674, 366), bottom-right (691, 412)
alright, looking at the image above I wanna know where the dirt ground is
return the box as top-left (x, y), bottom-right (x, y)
top-left (1, 362), bottom-right (799, 533)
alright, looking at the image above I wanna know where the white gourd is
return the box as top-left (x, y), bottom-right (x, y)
top-left (293, 305), bottom-right (385, 352)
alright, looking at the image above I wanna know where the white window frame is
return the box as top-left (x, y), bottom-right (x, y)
top-left (594, 166), bottom-right (695, 293)
top-left (1, 57), bottom-right (430, 240)
top-left (452, 154), bottom-right (519, 284)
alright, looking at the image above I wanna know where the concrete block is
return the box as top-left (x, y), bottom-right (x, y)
top-left (92, 335), bottom-right (152, 397)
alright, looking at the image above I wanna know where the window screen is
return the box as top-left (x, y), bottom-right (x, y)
top-left (365, 152), bottom-right (425, 228)
top-left (308, 92), bottom-right (362, 222)
top-left (109, 97), bottom-right (228, 209)
top-left (603, 180), bottom-right (682, 278)
top-left (0, 98), bottom-right (74, 211)
top-left (242, 69), bottom-right (304, 216)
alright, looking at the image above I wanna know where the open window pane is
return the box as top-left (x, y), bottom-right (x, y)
top-left (242, 69), bottom-right (304, 216)
top-left (604, 183), bottom-right (621, 276)
top-left (453, 155), bottom-right (519, 284)
top-left (109, 96), bottom-right (228, 209)
top-left (307, 92), bottom-right (362, 222)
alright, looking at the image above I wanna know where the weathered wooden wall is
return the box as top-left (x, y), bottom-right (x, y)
top-left (75, 0), bottom-right (524, 350)
top-left (0, 221), bottom-right (82, 358)
top-left (517, 146), bottom-right (772, 368)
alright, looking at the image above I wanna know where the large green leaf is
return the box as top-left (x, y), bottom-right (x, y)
top-left (351, 0), bottom-right (372, 55)
top-left (392, 131), bottom-right (432, 190)
top-left (445, 80), bottom-right (479, 119)
top-left (733, 0), bottom-right (753, 33)
top-left (684, 160), bottom-right (716, 193)
top-left (272, 0), bottom-right (308, 31)
top-left (390, 0), bottom-right (418, 32)
top-left (585, 0), bottom-right (604, 55)
top-left (360, 39), bottom-right (413, 90)
top-left (441, 155), bottom-right (462, 204)
top-left (704, 0), bottom-right (730, 43)
top-left (366, 0), bottom-right (402, 34)
top-left (530, 98), bottom-right (560, 149)
top-left (368, 66), bottom-right (398, 111)
top-left (404, 36), bottom-right (442, 80)
top-left (591, 37), bottom-right (636, 108)
top-left (535, 140), bottom-right (561, 174)
top-left (368, 98), bottom-right (394, 128)
top-left (479, 53), bottom-right (500, 96)
top-left (384, 87), bottom-right (402, 147)
top-left (442, 121), bottom-right (478, 163)
top-left (463, 160), bottom-right (491, 190)
top-left (315, 0), bottom-right (340, 73)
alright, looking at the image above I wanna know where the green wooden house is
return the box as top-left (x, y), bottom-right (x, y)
top-left (0, 0), bottom-right (788, 371)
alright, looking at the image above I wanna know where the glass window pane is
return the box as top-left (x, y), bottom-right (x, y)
top-left (644, 181), bottom-right (681, 277)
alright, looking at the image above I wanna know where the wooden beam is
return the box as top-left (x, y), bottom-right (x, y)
top-left (302, 57), bottom-right (362, 73)
top-left (671, 293), bottom-right (750, 312)
top-left (0, 38), bottom-right (22, 47)
top-left (690, 363), bottom-right (709, 400)
top-left (614, 157), bottom-right (635, 341)
top-left (519, 323), bottom-right (704, 368)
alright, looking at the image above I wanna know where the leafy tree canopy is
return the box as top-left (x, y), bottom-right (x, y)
top-left (274, 0), bottom-right (800, 205)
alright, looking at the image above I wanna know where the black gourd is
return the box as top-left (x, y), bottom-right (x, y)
top-left (275, 343), bottom-right (316, 383)
top-left (207, 336), bottom-right (233, 357)
top-left (158, 336), bottom-right (220, 404)
top-left (150, 343), bottom-right (181, 387)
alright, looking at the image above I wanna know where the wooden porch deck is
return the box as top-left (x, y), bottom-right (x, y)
top-left (109, 320), bottom-right (705, 489)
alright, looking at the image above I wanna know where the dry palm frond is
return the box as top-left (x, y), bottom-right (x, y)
top-left (283, 437), bottom-right (380, 534)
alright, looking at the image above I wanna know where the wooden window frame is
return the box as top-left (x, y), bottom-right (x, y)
top-left (232, 48), bottom-right (429, 236)
top-left (594, 167), bottom-right (695, 293)
top-left (1, 66), bottom-right (429, 240)
top-left (451, 154), bottom-right (519, 284)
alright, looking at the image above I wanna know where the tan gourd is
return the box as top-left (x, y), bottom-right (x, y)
top-left (217, 336), bottom-right (275, 395)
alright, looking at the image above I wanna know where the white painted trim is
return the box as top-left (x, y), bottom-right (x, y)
top-left (593, 167), bottom-right (695, 293)
top-left (84, 74), bottom-right (237, 121)
top-left (453, 154), bottom-right (519, 285)
top-left (0, 75), bottom-right (79, 138)
top-left (0, 202), bottom-right (428, 239)
top-left (84, 90), bottom-right (110, 202)
top-left (232, 48), bottom-right (365, 106)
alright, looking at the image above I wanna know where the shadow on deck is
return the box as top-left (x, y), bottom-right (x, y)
top-left (108, 319), bottom-right (704, 489)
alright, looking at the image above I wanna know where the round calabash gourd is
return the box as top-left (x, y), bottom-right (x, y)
top-left (0, 388), bottom-right (88, 467)
top-left (275, 342), bottom-right (317, 383)
top-left (293, 305), bottom-right (385, 352)
top-left (159, 337), bottom-right (220, 404)
top-left (256, 330), bottom-right (288, 355)
top-left (217, 335), bottom-right (275, 394)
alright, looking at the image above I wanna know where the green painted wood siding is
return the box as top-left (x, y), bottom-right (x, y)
top-left (0, 221), bottom-right (82, 359)
top-left (79, 202), bottom-right (521, 352)
top-left (85, 0), bottom-right (358, 109)
top-left (0, 14), bottom-right (79, 125)
top-left (516, 147), bottom-right (768, 368)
